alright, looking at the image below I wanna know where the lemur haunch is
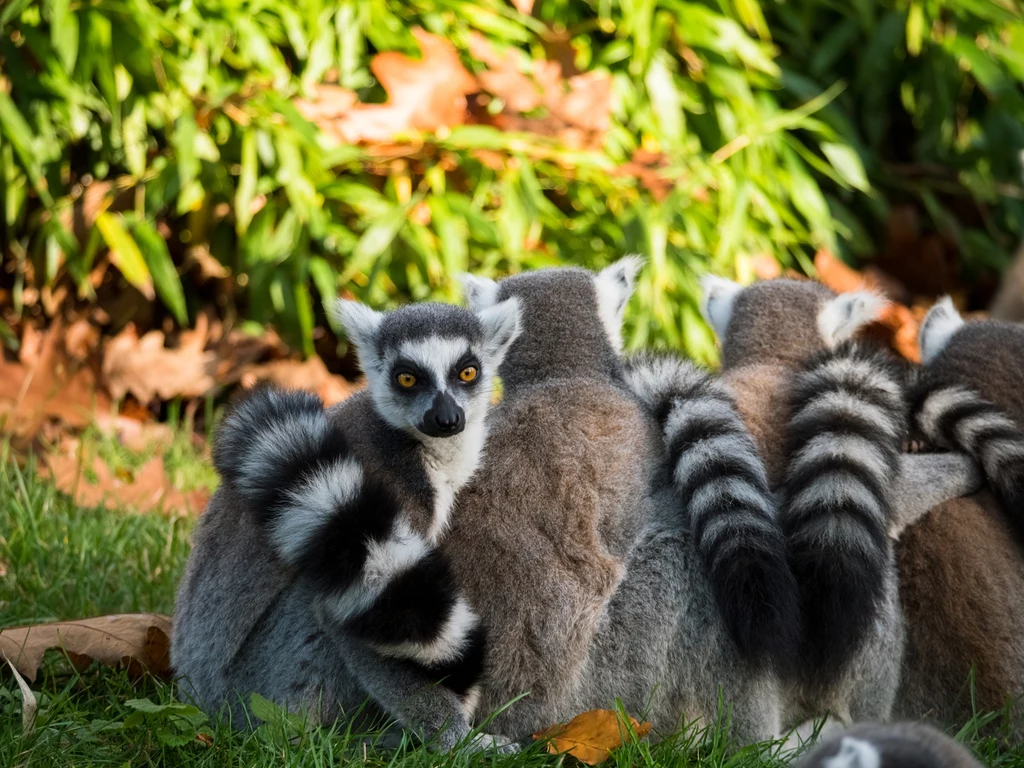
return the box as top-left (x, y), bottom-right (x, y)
top-left (796, 721), bottom-right (982, 768)
top-left (624, 353), bottom-right (800, 671)
top-left (444, 260), bottom-right (789, 744)
top-left (171, 298), bottom-right (521, 751)
top-left (700, 277), bottom-right (983, 734)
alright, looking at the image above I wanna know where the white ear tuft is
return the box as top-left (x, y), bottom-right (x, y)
top-left (329, 299), bottom-right (383, 353)
top-left (460, 273), bottom-right (500, 311)
top-left (477, 297), bottom-right (522, 368)
top-left (817, 290), bottom-right (888, 347)
top-left (594, 255), bottom-right (644, 351)
top-left (919, 296), bottom-right (964, 364)
top-left (699, 275), bottom-right (743, 340)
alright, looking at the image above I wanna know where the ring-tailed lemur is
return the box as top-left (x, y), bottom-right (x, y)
top-left (699, 277), bottom-right (983, 735)
top-left (913, 297), bottom-right (1024, 531)
top-left (171, 298), bottom-right (521, 751)
top-left (624, 353), bottom-right (800, 671)
top-left (796, 721), bottom-right (982, 768)
top-left (443, 259), bottom-right (788, 744)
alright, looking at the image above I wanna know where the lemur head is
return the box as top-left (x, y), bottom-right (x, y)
top-left (330, 299), bottom-right (521, 439)
top-left (700, 276), bottom-right (887, 370)
top-left (460, 256), bottom-right (643, 391)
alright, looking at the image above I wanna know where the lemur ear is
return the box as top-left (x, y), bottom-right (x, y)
top-left (817, 290), bottom-right (887, 347)
top-left (699, 275), bottom-right (742, 340)
top-left (919, 296), bottom-right (964, 364)
top-left (594, 255), bottom-right (644, 352)
top-left (459, 273), bottom-right (500, 311)
top-left (477, 297), bottom-right (522, 368)
top-left (329, 299), bottom-right (383, 354)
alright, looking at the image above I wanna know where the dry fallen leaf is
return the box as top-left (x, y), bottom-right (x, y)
top-left (102, 323), bottom-right (218, 403)
top-left (0, 320), bottom-right (112, 437)
top-left (533, 709), bottom-right (652, 765)
top-left (298, 29), bottom-right (477, 144)
top-left (44, 450), bottom-right (208, 517)
top-left (468, 33), bottom-right (611, 147)
top-left (0, 614), bottom-right (173, 683)
top-left (240, 355), bottom-right (361, 406)
top-left (3, 656), bottom-right (38, 734)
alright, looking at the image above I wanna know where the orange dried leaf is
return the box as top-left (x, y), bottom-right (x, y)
top-left (44, 451), bottom-right (208, 517)
top-left (304, 29), bottom-right (477, 144)
top-left (240, 356), bottom-right (360, 406)
top-left (0, 614), bottom-right (173, 683)
top-left (101, 324), bottom-right (217, 403)
top-left (814, 249), bottom-right (873, 295)
top-left (533, 709), bottom-right (652, 765)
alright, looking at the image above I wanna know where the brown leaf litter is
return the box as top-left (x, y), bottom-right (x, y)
top-left (533, 709), bottom-right (652, 764)
top-left (0, 613), bottom-right (173, 683)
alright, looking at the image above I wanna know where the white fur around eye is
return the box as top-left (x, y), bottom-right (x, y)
top-left (594, 255), bottom-right (644, 352)
top-left (699, 275), bottom-right (742, 340)
top-left (919, 296), bottom-right (964, 364)
top-left (817, 291), bottom-right (887, 348)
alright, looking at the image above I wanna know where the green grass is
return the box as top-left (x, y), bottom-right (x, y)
top-left (2, 450), bottom-right (1023, 767)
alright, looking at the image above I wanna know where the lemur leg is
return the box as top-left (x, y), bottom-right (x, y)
top-left (336, 635), bottom-right (518, 753)
top-left (888, 453), bottom-right (984, 539)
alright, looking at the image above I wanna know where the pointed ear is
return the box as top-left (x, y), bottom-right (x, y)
top-left (699, 275), bottom-right (743, 340)
top-left (919, 296), bottom-right (964, 364)
top-left (594, 255), bottom-right (644, 352)
top-left (459, 273), bottom-right (500, 311)
top-left (477, 297), bottom-right (522, 368)
top-left (329, 299), bottom-right (383, 353)
top-left (817, 290), bottom-right (888, 347)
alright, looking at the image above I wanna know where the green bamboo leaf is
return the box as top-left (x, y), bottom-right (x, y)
top-left (820, 142), bottom-right (870, 192)
top-left (0, 92), bottom-right (53, 207)
top-left (132, 218), bottom-right (188, 325)
top-left (95, 212), bottom-right (154, 299)
top-left (48, 0), bottom-right (79, 71)
top-left (293, 279), bottom-right (316, 358)
top-left (236, 130), bottom-right (258, 235)
top-left (906, 2), bottom-right (925, 56)
top-left (341, 203), bottom-right (412, 282)
top-left (309, 257), bottom-right (342, 332)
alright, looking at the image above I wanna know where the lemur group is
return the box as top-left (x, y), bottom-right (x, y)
top-left (170, 258), bottom-right (1024, 767)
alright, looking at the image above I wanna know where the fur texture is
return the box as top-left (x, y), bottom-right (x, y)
top-left (444, 261), bottom-right (784, 743)
top-left (796, 721), bottom-right (982, 768)
top-left (625, 353), bottom-right (800, 671)
top-left (172, 300), bottom-right (522, 751)
top-left (705, 276), bottom-right (1020, 738)
top-left (914, 301), bottom-right (1024, 537)
top-left (781, 342), bottom-right (907, 678)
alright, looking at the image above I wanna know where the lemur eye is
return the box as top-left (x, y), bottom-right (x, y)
top-left (396, 372), bottom-right (417, 388)
top-left (459, 366), bottom-right (478, 383)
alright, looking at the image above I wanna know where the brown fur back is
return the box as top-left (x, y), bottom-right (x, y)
top-left (728, 362), bottom-right (1024, 725)
top-left (723, 364), bottom-right (792, 487)
top-left (443, 379), bottom-right (657, 731)
top-left (895, 492), bottom-right (1024, 723)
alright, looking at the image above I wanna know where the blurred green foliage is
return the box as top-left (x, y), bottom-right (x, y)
top-left (0, 0), bottom-right (1021, 364)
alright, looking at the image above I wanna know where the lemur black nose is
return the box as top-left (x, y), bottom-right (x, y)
top-left (435, 409), bottom-right (463, 433)
top-left (424, 392), bottom-right (465, 437)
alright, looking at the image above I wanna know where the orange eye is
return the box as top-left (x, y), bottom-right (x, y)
top-left (459, 366), bottom-right (478, 383)
top-left (397, 372), bottom-right (417, 388)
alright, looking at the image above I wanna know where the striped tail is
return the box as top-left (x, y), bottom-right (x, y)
top-left (781, 342), bottom-right (907, 673)
top-left (213, 384), bottom-right (485, 705)
top-left (913, 380), bottom-right (1024, 531)
top-left (626, 354), bottom-right (801, 670)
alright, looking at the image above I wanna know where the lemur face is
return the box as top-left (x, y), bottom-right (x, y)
top-left (331, 299), bottom-right (521, 440)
